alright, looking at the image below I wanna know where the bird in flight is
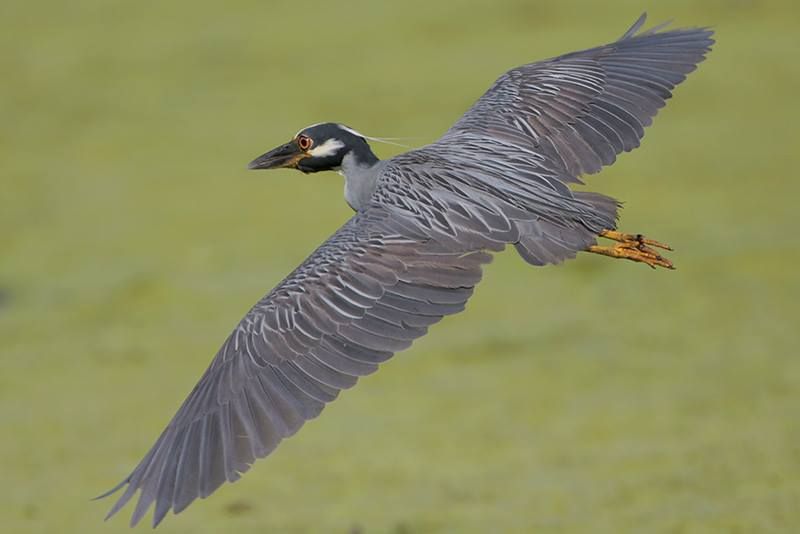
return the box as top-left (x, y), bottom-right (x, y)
top-left (99, 13), bottom-right (713, 527)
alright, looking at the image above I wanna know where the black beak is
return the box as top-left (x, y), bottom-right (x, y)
top-left (247, 142), bottom-right (303, 170)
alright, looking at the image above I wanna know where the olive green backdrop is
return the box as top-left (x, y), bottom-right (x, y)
top-left (1, 0), bottom-right (798, 532)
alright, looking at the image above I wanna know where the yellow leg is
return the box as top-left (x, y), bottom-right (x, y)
top-left (587, 230), bottom-right (675, 270)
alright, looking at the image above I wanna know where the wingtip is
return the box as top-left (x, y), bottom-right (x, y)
top-left (95, 477), bottom-right (143, 525)
top-left (620, 12), bottom-right (647, 40)
top-left (92, 476), bottom-right (129, 502)
top-left (130, 492), bottom-right (154, 528)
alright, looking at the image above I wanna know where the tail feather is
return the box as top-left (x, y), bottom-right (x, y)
top-left (573, 191), bottom-right (620, 231)
top-left (513, 191), bottom-right (620, 266)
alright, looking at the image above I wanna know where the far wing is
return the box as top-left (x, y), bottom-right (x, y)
top-left (101, 206), bottom-right (493, 527)
top-left (362, 15), bottom-right (713, 268)
top-left (441, 13), bottom-right (714, 181)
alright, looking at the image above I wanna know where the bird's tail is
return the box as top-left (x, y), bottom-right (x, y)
top-left (513, 191), bottom-right (619, 266)
top-left (573, 191), bottom-right (620, 231)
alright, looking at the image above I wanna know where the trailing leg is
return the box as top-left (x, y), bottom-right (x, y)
top-left (586, 230), bottom-right (674, 270)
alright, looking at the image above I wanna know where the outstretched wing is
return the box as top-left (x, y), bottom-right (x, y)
top-left (101, 206), bottom-right (494, 527)
top-left (367, 14), bottom-right (713, 267)
top-left (440, 13), bottom-right (714, 182)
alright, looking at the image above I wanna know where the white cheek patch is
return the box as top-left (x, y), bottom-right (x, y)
top-left (309, 138), bottom-right (345, 158)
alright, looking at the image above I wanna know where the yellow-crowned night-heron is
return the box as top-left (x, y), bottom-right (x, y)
top-left (100, 14), bottom-right (713, 527)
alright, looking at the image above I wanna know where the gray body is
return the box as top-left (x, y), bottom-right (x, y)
top-left (101, 14), bottom-right (713, 527)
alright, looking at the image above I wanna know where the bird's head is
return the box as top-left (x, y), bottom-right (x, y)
top-left (248, 122), bottom-right (377, 174)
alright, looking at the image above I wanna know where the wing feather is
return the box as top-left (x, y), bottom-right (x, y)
top-left (101, 207), bottom-right (495, 526)
top-left (441, 15), bottom-right (713, 181)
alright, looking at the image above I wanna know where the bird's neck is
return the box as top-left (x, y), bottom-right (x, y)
top-left (341, 149), bottom-right (381, 211)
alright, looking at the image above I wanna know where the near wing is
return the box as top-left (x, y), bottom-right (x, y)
top-left (101, 207), bottom-right (493, 527)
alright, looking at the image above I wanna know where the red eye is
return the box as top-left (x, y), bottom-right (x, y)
top-left (297, 135), bottom-right (313, 151)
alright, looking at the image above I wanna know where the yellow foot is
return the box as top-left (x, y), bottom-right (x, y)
top-left (587, 230), bottom-right (675, 270)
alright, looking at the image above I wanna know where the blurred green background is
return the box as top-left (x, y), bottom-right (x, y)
top-left (2, 0), bottom-right (798, 532)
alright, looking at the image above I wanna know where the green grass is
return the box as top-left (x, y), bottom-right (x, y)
top-left (2, 0), bottom-right (799, 532)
